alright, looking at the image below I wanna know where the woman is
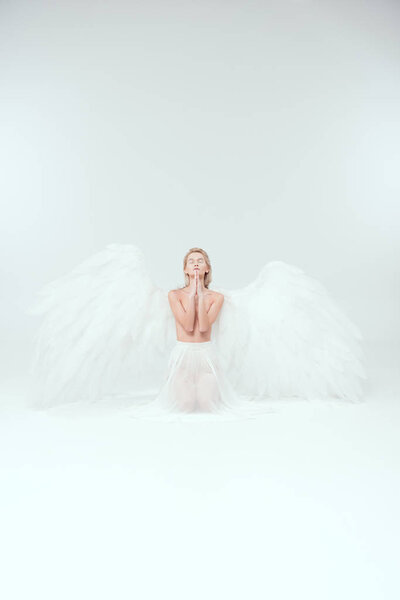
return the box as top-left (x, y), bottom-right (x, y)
top-left (153, 247), bottom-right (244, 414)
top-left (167, 248), bottom-right (225, 412)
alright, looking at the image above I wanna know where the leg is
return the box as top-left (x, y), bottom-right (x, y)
top-left (196, 368), bottom-right (221, 412)
top-left (170, 365), bottom-right (196, 412)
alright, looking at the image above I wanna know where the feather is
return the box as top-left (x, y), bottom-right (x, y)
top-left (26, 244), bottom-right (175, 407)
top-left (212, 261), bottom-right (367, 402)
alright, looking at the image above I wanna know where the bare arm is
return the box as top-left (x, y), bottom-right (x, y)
top-left (168, 290), bottom-right (196, 332)
top-left (197, 293), bottom-right (224, 333)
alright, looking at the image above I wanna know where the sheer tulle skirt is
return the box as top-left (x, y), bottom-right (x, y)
top-left (126, 340), bottom-right (276, 422)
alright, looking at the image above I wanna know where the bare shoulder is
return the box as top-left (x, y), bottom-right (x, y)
top-left (211, 291), bottom-right (224, 302)
top-left (168, 288), bottom-right (187, 302)
top-left (168, 288), bottom-right (223, 301)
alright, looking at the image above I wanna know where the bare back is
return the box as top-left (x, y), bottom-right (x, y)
top-left (168, 288), bottom-right (224, 342)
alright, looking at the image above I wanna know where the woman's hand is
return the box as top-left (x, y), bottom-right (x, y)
top-left (196, 270), bottom-right (206, 297)
top-left (189, 270), bottom-right (205, 299)
top-left (188, 270), bottom-right (199, 298)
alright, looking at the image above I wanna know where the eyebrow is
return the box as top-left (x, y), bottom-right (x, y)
top-left (188, 257), bottom-right (203, 260)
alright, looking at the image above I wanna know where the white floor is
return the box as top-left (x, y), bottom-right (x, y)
top-left (0, 342), bottom-right (399, 600)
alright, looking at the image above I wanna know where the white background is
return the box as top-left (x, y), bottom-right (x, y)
top-left (0, 0), bottom-right (399, 375)
top-left (0, 1), bottom-right (399, 599)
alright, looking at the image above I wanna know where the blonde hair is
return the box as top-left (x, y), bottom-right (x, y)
top-left (181, 247), bottom-right (212, 289)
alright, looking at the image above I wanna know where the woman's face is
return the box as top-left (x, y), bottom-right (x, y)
top-left (186, 253), bottom-right (208, 278)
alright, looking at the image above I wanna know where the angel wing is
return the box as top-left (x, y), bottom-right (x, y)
top-left (211, 261), bottom-right (367, 403)
top-left (26, 243), bottom-right (175, 408)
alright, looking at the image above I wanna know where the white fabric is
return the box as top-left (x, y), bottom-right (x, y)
top-left (25, 243), bottom-right (367, 420)
top-left (125, 340), bottom-right (275, 422)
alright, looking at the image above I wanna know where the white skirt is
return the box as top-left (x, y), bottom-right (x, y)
top-left (126, 340), bottom-right (275, 422)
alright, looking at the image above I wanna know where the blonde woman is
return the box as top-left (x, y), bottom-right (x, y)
top-left (165, 248), bottom-right (230, 413)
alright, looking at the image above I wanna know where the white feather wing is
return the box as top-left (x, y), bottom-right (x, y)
top-left (212, 261), bottom-right (367, 402)
top-left (26, 243), bottom-right (175, 407)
